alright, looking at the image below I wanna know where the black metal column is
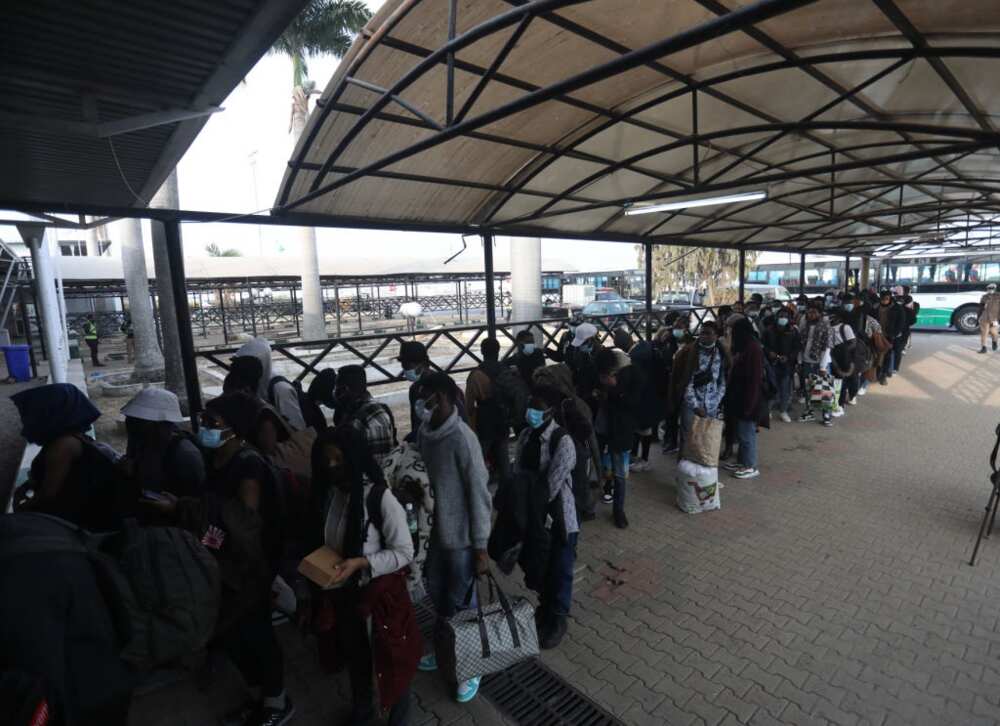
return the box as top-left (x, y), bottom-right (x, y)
top-left (644, 241), bottom-right (653, 339)
top-left (738, 248), bottom-right (746, 304)
top-left (164, 220), bottom-right (202, 427)
top-left (484, 232), bottom-right (497, 336)
top-left (218, 288), bottom-right (228, 344)
top-left (844, 254), bottom-right (851, 293)
top-left (247, 282), bottom-right (257, 336)
top-left (18, 288), bottom-right (37, 378)
top-left (355, 284), bottom-right (363, 332)
top-left (291, 287), bottom-right (300, 336)
top-left (799, 253), bottom-right (807, 295)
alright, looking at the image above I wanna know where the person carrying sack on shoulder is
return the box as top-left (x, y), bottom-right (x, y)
top-left (513, 385), bottom-right (579, 650)
top-left (302, 425), bottom-right (420, 726)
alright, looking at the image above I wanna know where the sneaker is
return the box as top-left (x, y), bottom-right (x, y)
top-left (798, 412), bottom-right (816, 423)
top-left (779, 411), bottom-right (792, 423)
top-left (456, 676), bottom-right (481, 703)
top-left (822, 418), bottom-right (833, 427)
top-left (857, 387), bottom-right (868, 396)
top-left (831, 408), bottom-right (845, 418)
top-left (661, 442), bottom-right (678, 455)
top-left (221, 702), bottom-right (258, 726)
top-left (721, 461), bottom-right (742, 472)
top-left (613, 510), bottom-right (629, 529)
top-left (418, 654), bottom-right (438, 672)
top-left (847, 398), bottom-right (858, 406)
top-left (601, 491), bottom-right (613, 504)
top-left (629, 459), bottom-right (650, 473)
top-left (797, 396), bottom-right (806, 404)
top-left (733, 468), bottom-right (760, 480)
top-left (252, 698), bottom-right (294, 726)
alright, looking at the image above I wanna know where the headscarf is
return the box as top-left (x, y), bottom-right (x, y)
top-left (12, 383), bottom-right (100, 445)
top-left (311, 424), bottom-right (387, 562)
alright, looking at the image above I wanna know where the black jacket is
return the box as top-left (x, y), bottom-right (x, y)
top-left (762, 325), bottom-right (801, 366)
top-left (597, 364), bottom-right (643, 452)
top-left (879, 303), bottom-right (906, 339)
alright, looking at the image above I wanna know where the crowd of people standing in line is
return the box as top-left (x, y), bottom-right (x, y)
top-left (1, 282), bottom-right (923, 725)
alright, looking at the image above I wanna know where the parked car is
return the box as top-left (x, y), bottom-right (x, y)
top-left (581, 300), bottom-right (632, 329)
top-left (653, 290), bottom-right (706, 312)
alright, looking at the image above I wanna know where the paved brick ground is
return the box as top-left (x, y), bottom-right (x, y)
top-left (130, 332), bottom-right (1000, 725)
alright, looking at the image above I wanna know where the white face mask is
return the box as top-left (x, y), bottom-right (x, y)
top-left (415, 398), bottom-right (436, 422)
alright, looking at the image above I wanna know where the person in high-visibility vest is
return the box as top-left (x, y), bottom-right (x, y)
top-left (82, 315), bottom-right (103, 367)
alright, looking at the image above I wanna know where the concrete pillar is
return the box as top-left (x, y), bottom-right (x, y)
top-left (509, 236), bottom-right (541, 329)
top-left (860, 256), bottom-right (871, 291)
top-left (298, 227), bottom-right (325, 340)
top-left (119, 218), bottom-right (164, 380)
top-left (151, 173), bottom-right (185, 400)
top-left (19, 225), bottom-right (67, 383)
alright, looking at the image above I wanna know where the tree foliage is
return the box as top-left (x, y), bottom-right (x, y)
top-left (641, 245), bottom-right (759, 305)
top-left (270, 0), bottom-right (372, 86)
top-left (205, 243), bottom-right (242, 258)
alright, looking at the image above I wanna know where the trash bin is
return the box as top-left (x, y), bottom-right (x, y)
top-left (2, 344), bottom-right (31, 382)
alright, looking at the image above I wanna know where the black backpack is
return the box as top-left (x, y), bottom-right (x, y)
top-left (474, 366), bottom-right (512, 443)
top-left (831, 326), bottom-right (856, 377)
top-left (0, 513), bottom-right (220, 671)
top-left (267, 376), bottom-right (326, 431)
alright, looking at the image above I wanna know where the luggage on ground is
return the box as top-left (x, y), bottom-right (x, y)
top-left (675, 459), bottom-right (721, 514)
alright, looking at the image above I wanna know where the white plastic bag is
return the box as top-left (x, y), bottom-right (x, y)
top-left (676, 458), bottom-right (721, 514)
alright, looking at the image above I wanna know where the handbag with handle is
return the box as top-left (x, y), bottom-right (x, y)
top-left (435, 572), bottom-right (539, 683)
top-left (682, 413), bottom-right (723, 467)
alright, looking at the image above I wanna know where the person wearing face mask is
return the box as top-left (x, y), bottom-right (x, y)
top-left (150, 394), bottom-right (291, 726)
top-left (121, 387), bottom-right (206, 498)
top-left (680, 322), bottom-right (728, 451)
top-left (413, 373), bottom-right (491, 704)
top-left (799, 302), bottom-right (834, 425)
top-left (723, 319), bottom-right (766, 480)
top-left (332, 365), bottom-right (397, 468)
top-left (465, 338), bottom-right (513, 483)
top-left (304, 425), bottom-right (419, 726)
top-left (512, 329), bottom-right (546, 383)
top-left (513, 385), bottom-right (579, 649)
top-left (762, 307), bottom-right (801, 423)
top-left (398, 341), bottom-right (432, 441)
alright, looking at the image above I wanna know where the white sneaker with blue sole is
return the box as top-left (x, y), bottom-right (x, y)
top-left (417, 654), bottom-right (438, 672)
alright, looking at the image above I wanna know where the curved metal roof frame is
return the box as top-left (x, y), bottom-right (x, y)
top-left (277, 0), bottom-right (1000, 255)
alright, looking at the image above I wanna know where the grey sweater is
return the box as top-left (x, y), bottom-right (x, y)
top-left (418, 409), bottom-right (492, 551)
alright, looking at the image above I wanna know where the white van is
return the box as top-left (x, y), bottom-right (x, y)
top-left (723, 283), bottom-right (793, 303)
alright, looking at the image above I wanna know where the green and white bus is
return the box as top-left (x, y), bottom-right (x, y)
top-left (879, 253), bottom-right (999, 334)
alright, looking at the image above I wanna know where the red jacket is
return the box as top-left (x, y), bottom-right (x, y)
top-left (314, 572), bottom-right (422, 709)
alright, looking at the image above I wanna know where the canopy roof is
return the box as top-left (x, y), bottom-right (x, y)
top-left (3, 0), bottom-right (307, 209)
top-left (277, 0), bottom-right (1000, 255)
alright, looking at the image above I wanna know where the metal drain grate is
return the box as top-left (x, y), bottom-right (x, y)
top-left (414, 598), bottom-right (622, 726)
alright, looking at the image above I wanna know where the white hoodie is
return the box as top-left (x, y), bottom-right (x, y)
top-left (234, 337), bottom-right (306, 430)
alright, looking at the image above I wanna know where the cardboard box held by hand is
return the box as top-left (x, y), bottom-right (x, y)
top-left (297, 546), bottom-right (346, 589)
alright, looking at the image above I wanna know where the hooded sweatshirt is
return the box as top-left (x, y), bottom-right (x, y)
top-left (418, 408), bottom-right (492, 551)
top-left (234, 337), bottom-right (306, 430)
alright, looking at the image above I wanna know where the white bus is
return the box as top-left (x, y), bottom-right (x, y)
top-left (878, 253), bottom-right (999, 334)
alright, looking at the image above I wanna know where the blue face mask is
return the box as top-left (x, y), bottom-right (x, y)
top-left (672, 328), bottom-right (685, 339)
top-left (521, 343), bottom-right (536, 355)
top-left (415, 398), bottom-right (436, 423)
top-left (843, 303), bottom-right (854, 312)
top-left (777, 317), bottom-right (789, 327)
top-left (579, 343), bottom-right (593, 354)
top-left (197, 427), bottom-right (225, 449)
top-left (403, 368), bottom-right (420, 383)
top-left (525, 407), bottom-right (548, 429)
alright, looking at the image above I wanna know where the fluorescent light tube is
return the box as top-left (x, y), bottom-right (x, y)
top-left (624, 190), bottom-right (767, 215)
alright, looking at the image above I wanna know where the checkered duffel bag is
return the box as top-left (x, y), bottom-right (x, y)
top-left (436, 572), bottom-right (539, 683)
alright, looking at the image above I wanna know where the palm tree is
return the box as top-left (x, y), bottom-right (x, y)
top-left (271, 0), bottom-right (371, 340)
top-left (205, 242), bottom-right (242, 257)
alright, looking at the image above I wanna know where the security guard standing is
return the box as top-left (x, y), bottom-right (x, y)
top-left (83, 314), bottom-right (104, 366)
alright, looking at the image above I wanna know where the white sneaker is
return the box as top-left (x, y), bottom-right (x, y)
top-left (797, 396), bottom-right (806, 404)
top-left (779, 412), bottom-right (791, 423)
top-left (831, 408), bottom-right (845, 418)
top-left (733, 468), bottom-right (760, 480)
top-left (857, 388), bottom-right (868, 396)
top-left (847, 398), bottom-right (858, 406)
top-left (629, 459), bottom-right (650, 473)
